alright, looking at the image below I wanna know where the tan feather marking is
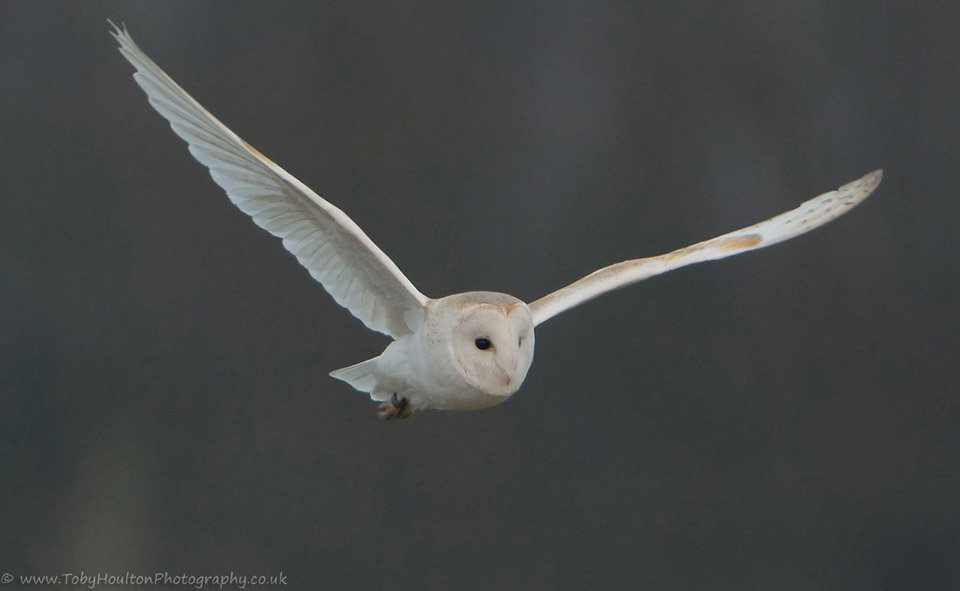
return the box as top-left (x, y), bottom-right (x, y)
top-left (447, 292), bottom-right (525, 315)
top-left (660, 233), bottom-right (762, 262)
top-left (714, 233), bottom-right (763, 251)
top-left (242, 139), bottom-right (279, 168)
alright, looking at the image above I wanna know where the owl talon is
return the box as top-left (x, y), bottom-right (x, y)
top-left (377, 393), bottom-right (412, 420)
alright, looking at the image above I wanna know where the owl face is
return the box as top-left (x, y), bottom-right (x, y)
top-left (444, 294), bottom-right (535, 397)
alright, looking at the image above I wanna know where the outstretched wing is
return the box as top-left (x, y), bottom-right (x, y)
top-left (529, 170), bottom-right (882, 326)
top-left (111, 22), bottom-right (429, 337)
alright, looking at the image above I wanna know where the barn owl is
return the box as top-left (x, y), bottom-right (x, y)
top-left (111, 23), bottom-right (881, 419)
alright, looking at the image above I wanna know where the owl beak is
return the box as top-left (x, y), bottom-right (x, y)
top-left (494, 353), bottom-right (519, 392)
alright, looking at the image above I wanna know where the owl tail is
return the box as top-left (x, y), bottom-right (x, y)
top-left (330, 357), bottom-right (382, 398)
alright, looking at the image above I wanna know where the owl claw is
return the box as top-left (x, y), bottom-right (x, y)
top-left (378, 393), bottom-right (412, 420)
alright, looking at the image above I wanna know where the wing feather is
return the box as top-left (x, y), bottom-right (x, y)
top-left (529, 170), bottom-right (882, 326)
top-left (111, 22), bottom-right (428, 337)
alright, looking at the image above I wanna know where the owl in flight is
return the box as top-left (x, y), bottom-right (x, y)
top-left (111, 23), bottom-right (881, 419)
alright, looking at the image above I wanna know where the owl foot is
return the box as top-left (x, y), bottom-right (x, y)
top-left (378, 393), bottom-right (413, 420)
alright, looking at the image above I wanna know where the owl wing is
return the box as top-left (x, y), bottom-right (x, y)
top-left (111, 23), bottom-right (429, 338)
top-left (528, 170), bottom-right (882, 326)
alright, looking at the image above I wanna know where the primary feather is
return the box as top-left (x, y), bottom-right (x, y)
top-left (110, 22), bottom-right (428, 337)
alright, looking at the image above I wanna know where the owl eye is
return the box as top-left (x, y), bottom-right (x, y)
top-left (475, 337), bottom-right (492, 350)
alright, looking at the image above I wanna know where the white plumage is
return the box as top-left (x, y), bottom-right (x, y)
top-left (112, 23), bottom-right (426, 339)
top-left (528, 171), bottom-right (881, 325)
top-left (111, 23), bottom-right (882, 419)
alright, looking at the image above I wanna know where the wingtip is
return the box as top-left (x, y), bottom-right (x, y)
top-left (863, 168), bottom-right (883, 191)
top-left (106, 18), bottom-right (128, 41)
top-left (837, 168), bottom-right (883, 199)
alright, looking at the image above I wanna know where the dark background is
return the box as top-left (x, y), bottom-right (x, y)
top-left (2, 1), bottom-right (958, 589)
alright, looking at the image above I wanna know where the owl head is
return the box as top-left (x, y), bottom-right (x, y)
top-left (436, 292), bottom-right (535, 397)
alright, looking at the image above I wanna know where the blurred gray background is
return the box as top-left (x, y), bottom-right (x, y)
top-left (1, 1), bottom-right (958, 589)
